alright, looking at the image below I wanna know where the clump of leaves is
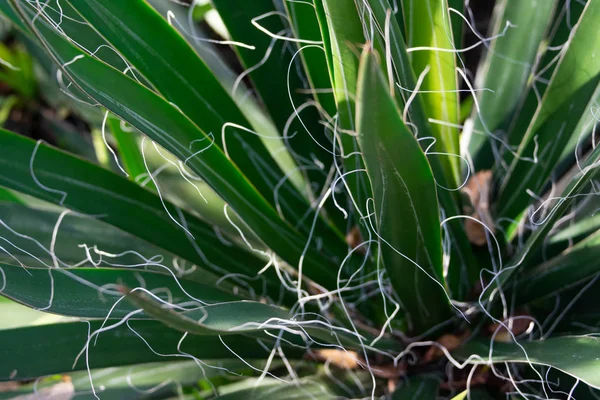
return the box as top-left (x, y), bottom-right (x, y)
top-left (0, 0), bottom-right (598, 399)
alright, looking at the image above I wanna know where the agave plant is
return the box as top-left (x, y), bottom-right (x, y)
top-left (0, 0), bottom-right (598, 398)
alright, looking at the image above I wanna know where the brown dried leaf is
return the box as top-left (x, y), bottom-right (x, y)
top-left (346, 225), bottom-right (365, 253)
top-left (314, 349), bottom-right (360, 369)
top-left (424, 331), bottom-right (470, 363)
top-left (488, 313), bottom-right (534, 342)
top-left (462, 170), bottom-right (495, 246)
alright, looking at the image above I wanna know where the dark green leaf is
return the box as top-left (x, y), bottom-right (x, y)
top-left (512, 230), bottom-right (600, 304)
top-left (455, 336), bottom-right (600, 389)
top-left (364, 0), bottom-right (477, 299)
top-left (10, 1), bottom-right (344, 287)
top-left (392, 374), bottom-right (439, 399)
top-left (0, 132), bottom-right (277, 295)
top-left (497, 0), bottom-right (600, 224)
top-left (0, 320), bottom-right (296, 380)
top-left (485, 143), bottom-right (600, 299)
top-left (356, 47), bottom-right (450, 333)
top-left (0, 264), bottom-right (238, 318)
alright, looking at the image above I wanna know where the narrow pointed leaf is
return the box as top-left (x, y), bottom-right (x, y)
top-left (466, 0), bottom-right (558, 170)
top-left (106, 115), bottom-right (149, 185)
top-left (211, 378), bottom-right (340, 400)
top-left (125, 287), bottom-right (366, 350)
top-left (512, 230), bottom-right (600, 304)
top-left (504, 0), bottom-right (588, 153)
top-left (284, 0), bottom-right (336, 115)
top-left (211, 0), bottom-right (344, 230)
top-left (485, 143), bottom-right (600, 297)
top-left (1, 360), bottom-right (242, 399)
top-left (498, 0), bottom-right (600, 223)
top-left (0, 264), bottom-right (238, 319)
top-left (364, 0), bottom-right (477, 299)
top-left (356, 48), bottom-right (450, 333)
top-left (124, 289), bottom-right (290, 336)
top-left (318, 0), bottom-right (372, 218)
top-left (455, 336), bottom-right (600, 389)
top-left (62, 0), bottom-right (340, 241)
top-left (0, 321), bottom-right (295, 380)
top-left (0, 131), bottom-right (274, 292)
top-left (402, 0), bottom-right (461, 187)
top-left (9, 4), bottom-right (343, 287)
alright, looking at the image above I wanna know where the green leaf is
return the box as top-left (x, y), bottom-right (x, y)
top-left (11, 1), bottom-right (345, 288)
top-left (0, 1), bottom-right (28, 33)
top-left (391, 374), bottom-right (439, 399)
top-left (1, 360), bottom-right (217, 399)
top-left (318, 0), bottom-right (372, 219)
top-left (402, 0), bottom-right (461, 188)
top-left (210, 378), bottom-right (340, 400)
top-left (455, 336), bottom-right (600, 389)
top-left (550, 213), bottom-right (600, 248)
top-left (0, 202), bottom-right (210, 275)
top-left (448, 0), bottom-right (463, 48)
top-left (504, 0), bottom-right (587, 154)
top-left (497, 0), bottom-right (600, 223)
top-left (485, 143), bottom-right (600, 300)
top-left (512, 230), bottom-right (600, 304)
top-left (63, 0), bottom-right (337, 241)
top-left (0, 188), bottom-right (23, 204)
top-left (0, 132), bottom-right (277, 295)
top-left (106, 115), bottom-right (150, 186)
top-left (211, 0), bottom-right (344, 230)
top-left (0, 320), bottom-right (295, 380)
top-left (356, 47), bottom-right (450, 333)
top-left (124, 287), bottom-right (366, 350)
top-left (0, 264), bottom-right (238, 319)
top-left (192, 3), bottom-right (212, 21)
top-left (466, 0), bottom-right (558, 171)
top-left (363, 0), bottom-right (477, 299)
top-left (124, 288), bottom-right (289, 335)
top-left (146, 0), bottom-right (303, 196)
top-left (0, 299), bottom-right (72, 330)
top-left (283, 0), bottom-right (336, 115)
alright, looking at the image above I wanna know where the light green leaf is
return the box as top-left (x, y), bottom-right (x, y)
top-left (210, 377), bottom-right (340, 400)
top-left (0, 299), bottom-right (73, 330)
top-left (284, 0), bottom-right (336, 115)
top-left (402, 0), bottom-right (461, 188)
top-left (106, 115), bottom-right (149, 186)
top-left (318, 0), bottom-right (372, 219)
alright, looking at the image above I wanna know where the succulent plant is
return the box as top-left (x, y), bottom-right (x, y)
top-left (0, 0), bottom-right (598, 398)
